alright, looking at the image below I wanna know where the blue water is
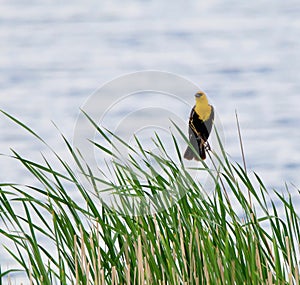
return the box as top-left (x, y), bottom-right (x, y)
top-left (0, 0), bottom-right (300, 278)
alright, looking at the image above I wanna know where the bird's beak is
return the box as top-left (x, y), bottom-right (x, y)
top-left (195, 92), bottom-right (202, 98)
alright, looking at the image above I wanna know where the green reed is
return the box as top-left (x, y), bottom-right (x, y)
top-left (0, 110), bottom-right (299, 284)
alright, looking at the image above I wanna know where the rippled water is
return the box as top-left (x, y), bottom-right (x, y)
top-left (0, 0), bottom-right (300, 276)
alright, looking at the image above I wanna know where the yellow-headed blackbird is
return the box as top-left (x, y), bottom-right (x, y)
top-left (184, 91), bottom-right (214, 160)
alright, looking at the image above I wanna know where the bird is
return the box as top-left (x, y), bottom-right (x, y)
top-left (184, 91), bottom-right (214, 160)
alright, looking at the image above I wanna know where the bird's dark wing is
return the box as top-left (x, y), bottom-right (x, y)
top-left (189, 108), bottom-right (200, 150)
top-left (184, 108), bottom-right (198, 160)
top-left (184, 107), bottom-right (204, 160)
top-left (190, 108), bottom-right (208, 141)
top-left (184, 105), bottom-right (214, 161)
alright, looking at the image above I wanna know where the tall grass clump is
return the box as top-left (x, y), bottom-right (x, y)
top-left (0, 110), bottom-right (300, 284)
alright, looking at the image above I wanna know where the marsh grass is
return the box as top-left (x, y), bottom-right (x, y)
top-left (0, 110), bottom-right (299, 284)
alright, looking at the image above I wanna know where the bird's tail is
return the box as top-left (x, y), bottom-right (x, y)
top-left (184, 146), bottom-right (195, 160)
top-left (183, 142), bottom-right (206, 160)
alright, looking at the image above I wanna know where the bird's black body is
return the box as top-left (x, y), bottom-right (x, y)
top-left (184, 105), bottom-right (214, 160)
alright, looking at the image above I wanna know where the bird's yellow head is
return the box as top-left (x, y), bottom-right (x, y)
top-left (194, 91), bottom-right (211, 121)
top-left (195, 91), bottom-right (208, 106)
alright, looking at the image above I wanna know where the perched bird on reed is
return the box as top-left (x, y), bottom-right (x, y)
top-left (184, 91), bottom-right (214, 160)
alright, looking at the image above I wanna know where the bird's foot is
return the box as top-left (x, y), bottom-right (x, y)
top-left (204, 142), bottom-right (211, 151)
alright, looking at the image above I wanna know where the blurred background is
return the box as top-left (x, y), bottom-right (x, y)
top-left (0, 0), bottom-right (299, 268)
